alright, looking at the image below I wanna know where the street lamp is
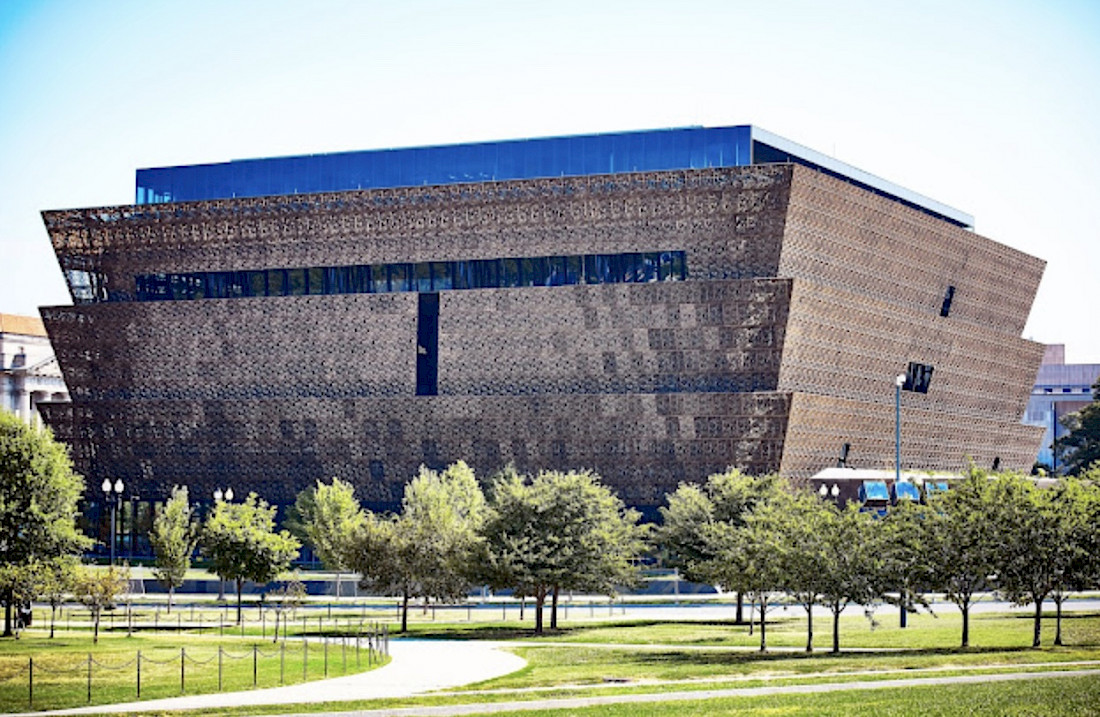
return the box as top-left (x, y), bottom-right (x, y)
top-left (895, 373), bottom-right (906, 484)
top-left (818, 483), bottom-right (841, 499)
top-left (101, 478), bottom-right (124, 565)
top-left (213, 487), bottom-right (234, 502)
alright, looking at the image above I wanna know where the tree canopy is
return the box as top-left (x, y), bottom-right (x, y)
top-left (149, 485), bottom-right (199, 613)
top-left (0, 411), bottom-right (92, 636)
top-left (1055, 378), bottom-right (1100, 475)
top-left (202, 492), bottom-right (300, 623)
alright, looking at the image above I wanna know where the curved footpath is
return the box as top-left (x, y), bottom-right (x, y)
top-left (9, 640), bottom-right (528, 717)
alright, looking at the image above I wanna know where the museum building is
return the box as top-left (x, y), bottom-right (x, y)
top-left (39, 125), bottom-right (1046, 518)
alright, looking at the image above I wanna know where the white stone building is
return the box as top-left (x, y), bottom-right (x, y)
top-left (0, 313), bottom-right (69, 425)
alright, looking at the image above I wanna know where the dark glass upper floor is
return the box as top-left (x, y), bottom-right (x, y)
top-left (137, 127), bottom-right (752, 205)
top-left (134, 125), bottom-right (973, 228)
top-left (129, 250), bottom-right (687, 304)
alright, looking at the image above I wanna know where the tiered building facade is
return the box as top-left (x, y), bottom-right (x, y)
top-left (40, 126), bottom-right (1045, 514)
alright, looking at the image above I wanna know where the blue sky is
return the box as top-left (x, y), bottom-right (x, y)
top-left (2, 0), bottom-right (1098, 361)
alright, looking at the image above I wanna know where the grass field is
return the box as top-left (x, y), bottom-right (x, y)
top-left (4, 607), bottom-right (1098, 715)
top-left (0, 631), bottom-right (388, 712)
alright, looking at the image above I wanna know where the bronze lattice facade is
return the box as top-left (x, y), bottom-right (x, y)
top-left (41, 148), bottom-right (1045, 513)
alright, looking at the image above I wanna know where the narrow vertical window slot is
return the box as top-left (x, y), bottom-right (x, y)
top-left (416, 292), bottom-right (440, 396)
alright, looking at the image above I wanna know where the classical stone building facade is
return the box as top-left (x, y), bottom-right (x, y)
top-left (39, 126), bottom-right (1045, 514)
top-left (1, 313), bottom-right (69, 426)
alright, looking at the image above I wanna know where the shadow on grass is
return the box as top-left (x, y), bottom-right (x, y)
top-left (622, 644), bottom-right (1045, 668)
top-left (403, 618), bottom-right (757, 641)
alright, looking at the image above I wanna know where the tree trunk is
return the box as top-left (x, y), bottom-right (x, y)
top-left (3, 589), bottom-right (12, 637)
top-left (93, 610), bottom-right (100, 644)
top-left (50, 603), bottom-right (57, 639)
top-left (1032, 598), bottom-right (1043, 648)
top-left (168, 586), bottom-right (174, 614)
top-left (550, 587), bottom-right (559, 630)
top-left (520, 596), bottom-right (525, 621)
top-left (400, 591), bottom-right (409, 633)
top-left (961, 602), bottom-right (970, 648)
top-left (748, 599), bottom-right (754, 636)
top-left (735, 592), bottom-right (743, 624)
top-left (804, 600), bottom-right (814, 652)
top-left (1054, 595), bottom-right (1064, 646)
top-left (534, 590), bottom-right (546, 634)
top-left (758, 598), bottom-right (768, 652)
top-left (273, 612), bottom-right (280, 643)
top-left (831, 606), bottom-right (841, 654)
top-left (236, 578), bottom-right (244, 624)
top-left (899, 586), bottom-right (908, 628)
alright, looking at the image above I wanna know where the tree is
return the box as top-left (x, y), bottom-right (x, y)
top-left (986, 474), bottom-right (1065, 647)
top-left (74, 566), bottom-right (129, 643)
top-left (346, 462), bottom-right (486, 633)
top-left (818, 503), bottom-right (881, 653)
top-left (149, 486), bottom-right (199, 613)
top-left (924, 469), bottom-right (999, 648)
top-left (774, 488), bottom-right (835, 653)
top-left (1054, 378), bottom-right (1100, 475)
top-left (1044, 473), bottom-right (1100, 645)
top-left (659, 470), bottom-right (783, 623)
top-left (880, 496), bottom-right (936, 628)
top-left (37, 555), bottom-right (80, 638)
top-left (302, 478), bottom-right (365, 600)
top-left (705, 485), bottom-right (789, 652)
top-left (266, 575), bottom-right (306, 643)
top-left (202, 492), bottom-right (300, 624)
top-left (0, 411), bottom-right (92, 636)
top-left (480, 469), bottom-right (646, 634)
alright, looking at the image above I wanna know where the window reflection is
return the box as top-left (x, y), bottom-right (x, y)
top-left (133, 250), bottom-right (688, 302)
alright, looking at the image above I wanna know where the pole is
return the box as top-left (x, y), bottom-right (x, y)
top-left (28, 657), bottom-right (33, 707)
top-left (180, 647), bottom-right (185, 693)
top-left (895, 382), bottom-right (901, 484)
top-left (136, 651), bottom-right (141, 698)
top-left (109, 501), bottom-right (117, 566)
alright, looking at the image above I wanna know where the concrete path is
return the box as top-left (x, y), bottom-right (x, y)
top-left (266, 669), bottom-right (1100, 716)
top-left (10, 640), bottom-right (527, 717)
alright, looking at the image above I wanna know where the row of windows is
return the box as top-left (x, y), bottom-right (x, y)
top-left (133, 251), bottom-right (688, 302)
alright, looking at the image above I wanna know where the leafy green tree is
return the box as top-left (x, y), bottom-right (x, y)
top-left (659, 470), bottom-right (782, 622)
top-left (880, 495), bottom-right (936, 628)
top-left (0, 411), bottom-right (92, 636)
top-left (1045, 473), bottom-right (1100, 645)
top-left (347, 461), bottom-right (486, 632)
top-left (986, 474), bottom-right (1066, 647)
top-left (1054, 378), bottom-right (1100, 475)
top-left (702, 479), bottom-right (789, 652)
top-left (818, 503), bottom-right (881, 653)
top-left (74, 565), bottom-right (129, 643)
top-left (480, 469), bottom-right (646, 634)
top-left (300, 478), bottom-right (365, 600)
top-left (774, 488), bottom-right (834, 653)
top-left (924, 469), bottom-right (999, 647)
top-left (37, 555), bottom-right (80, 638)
top-left (149, 486), bottom-right (199, 613)
top-left (202, 492), bottom-right (300, 624)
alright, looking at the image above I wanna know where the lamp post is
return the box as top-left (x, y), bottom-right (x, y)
top-left (895, 373), bottom-right (906, 484)
top-left (212, 487), bottom-right (233, 602)
top-left (818, 483), bottom-right (841, 500)
top-left (101, 478), bottom-right (124, 565)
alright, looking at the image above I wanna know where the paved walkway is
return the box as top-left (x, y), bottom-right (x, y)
top-left (10, 640), bottom-right (527, 717)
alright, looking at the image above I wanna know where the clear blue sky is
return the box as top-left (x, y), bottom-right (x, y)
top-left (2, 0), bottom-right (1098, 361)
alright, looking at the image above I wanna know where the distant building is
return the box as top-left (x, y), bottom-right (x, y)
top-left (40, 125), bottom-right (1044, 518)
top-left (0, 313), bottom-right (69, 425)
top-left (1024, 344), bottom-right (1100, 471)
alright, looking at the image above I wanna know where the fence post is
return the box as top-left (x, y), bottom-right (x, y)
top-left (87, 653), bottom-right (92, 702)
top-left (180, 647), bottom-right (185, 693)
top-left (28, 657), bottom-right (33, 708)
top-left (137, 650), bottom-right (142, 698)
top-left (218, 647), bottom-right (223, 691)
top-left (252, 645), bottom-right (258, 687)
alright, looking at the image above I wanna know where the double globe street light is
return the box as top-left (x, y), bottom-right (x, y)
top-left (101, 478), bottom-right (124, 565)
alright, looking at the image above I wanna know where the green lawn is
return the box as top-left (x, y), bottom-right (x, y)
top-left (0, 632), bottom-right (388, 712)
top-left (474, 674), bottom-right (1100, 716)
